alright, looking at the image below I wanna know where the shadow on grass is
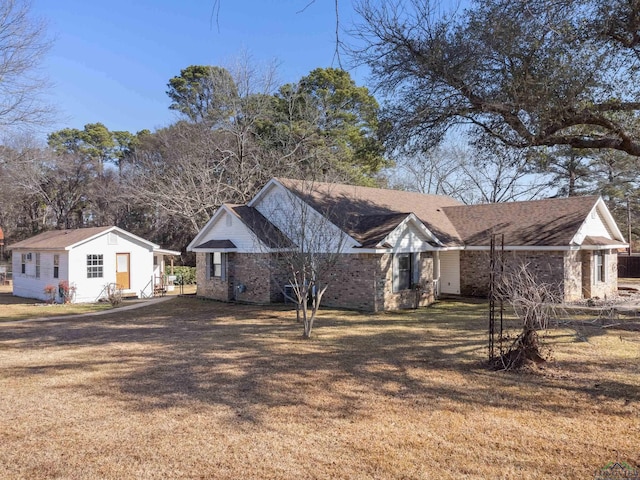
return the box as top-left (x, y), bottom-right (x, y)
top-left (1, 297), bottom-right (637, 424)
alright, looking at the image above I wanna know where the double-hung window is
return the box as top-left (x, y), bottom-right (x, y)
top-left (594, 251), bottom-right (605, 283)
top-left (208, 252), bottom-right (226, 280)
top-left (393, 252), bottom-right (419, 292)
top-left (35, 253), bottom-right (41, 279)
top-left (53, 255), bottom-right (59, 279)
top-left (87, 254), bottom-right (104, 278)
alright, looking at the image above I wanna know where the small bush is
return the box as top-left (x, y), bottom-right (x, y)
top-left (43, 284), bottom-right (57, 303)
top-left (170, 266), bottom-right (196, 285)
top-left (58, 281), bottom-right (76, 304)
top-left (105, 283), bottom-right (123, 307)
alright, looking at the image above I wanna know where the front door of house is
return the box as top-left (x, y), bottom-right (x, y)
top-left (116, 253), bottom-right (130, 289)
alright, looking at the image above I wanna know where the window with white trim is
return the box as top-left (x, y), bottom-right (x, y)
top-left (393, 252), bottom-right (420, 292)
top-left (35, 253), bottom-right (40, 279)
top-left (594, 251), bottom-right (605, 283)
top-left (87, 254), bottom-right (104, 278)
top-left (208, 252), bottom-right (226, 280)
top-left (53, 254), bottom-right (59, 279)
top-left (21, 254), bottom-right (26, 274)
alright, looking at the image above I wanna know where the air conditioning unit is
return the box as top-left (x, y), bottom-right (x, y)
top-left (284, 284), bottom-right (294, 304)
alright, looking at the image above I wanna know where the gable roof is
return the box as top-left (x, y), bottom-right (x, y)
top-left (188, 204), bottom-right (293, 252)
top-left (8, 226), bottom-right (159, 250)
top-left (228, 205), bottom-right (294, 248)
top-left (273, 178), bottom-right (464, 247)
top-left (442, 196), bottom-right (602, 247)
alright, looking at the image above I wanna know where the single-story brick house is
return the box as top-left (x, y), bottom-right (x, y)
top-left (187, 178), bottom-right (627, 311)
top-left (9, 226), bottom-right (179, 303)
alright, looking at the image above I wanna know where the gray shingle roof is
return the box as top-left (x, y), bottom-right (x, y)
top-left (442, 196), bottom-right (600, 246)
top-left (228, 205), bottom-right (294, 248)
top-left (8, 226), bottom-right (114, 250)
top-left (276, 178), bottom-right (463, 247)
top-left (195, 239), bottom-right (237, 249)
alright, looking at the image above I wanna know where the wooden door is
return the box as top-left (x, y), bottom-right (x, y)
top-left (116, 253), bottom-right (130, 289)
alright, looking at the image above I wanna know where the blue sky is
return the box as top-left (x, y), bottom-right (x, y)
top-left (33, 0), bottom-right (364, 135)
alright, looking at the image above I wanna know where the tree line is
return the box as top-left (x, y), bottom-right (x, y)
top-left (0, 63), bottom-right (387, 259)
top-left (2, 0), bottom-right (640, 262)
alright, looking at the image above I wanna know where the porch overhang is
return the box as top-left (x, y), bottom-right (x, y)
top-left (154, 248), bottom-right (181, 256)
top-left (191, 239), bottom-right (238, 253)
top-left (578, 235), bottom-right (628, 251)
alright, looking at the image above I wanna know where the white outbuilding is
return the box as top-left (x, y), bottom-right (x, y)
top-left (9, 226), bottom-right (179, 303)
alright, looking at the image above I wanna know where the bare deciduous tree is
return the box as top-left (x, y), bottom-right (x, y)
top-left (389, 143), bottom-right (552, 204)
top-left (0, 0), bottom-right (53, 132)
top-left (258, 181), bottom-right (349, 338)
top-left (352, 0), bottom-right (640, 157)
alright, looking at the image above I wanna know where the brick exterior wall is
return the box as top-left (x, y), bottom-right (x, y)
top-left (381, 252), bottom-right (435, 310)
top-left (581, 249), bottom-right (618, 299)
top-left (563, 250), bottom-right (582, 301)
top-left (321, 253), bottom-right (382, 311)
top-left (461, 250), bottom-right (570, 298)
top-left (197, 248), bottom-right (618, 308)
top-left (459, 251), bottom-right (491, 297)
top-left (196, 251), bottom-right (437, 312)
top-left (195, 252), bottom-right (233, 301)
top-left (229, 253), bottom-right (274, 304)
top-left (459, 249), bottom-right (618, 301)
top-left (196, 252), bottom-right (284, 304)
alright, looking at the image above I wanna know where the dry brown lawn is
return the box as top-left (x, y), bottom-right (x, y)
top-left (0, 297), bottom-right (638, 479)
top-left (0, 284), bottom-right (196, 322)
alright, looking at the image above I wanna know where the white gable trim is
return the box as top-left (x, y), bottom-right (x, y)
top-left (247, 178), bottom-right (283, 208)
top-left (571, 197), bottom-right (626, 246)
top-left (187, 206), bottom-right (229, 251)
top-left (250, 178), bottom-right (362, 250)
top-left (68, 226), bottom-right (158, 251)
top-left (187, 204), bottom-right (277, 253)
top-left (379, 213), bottom-right (443, 251)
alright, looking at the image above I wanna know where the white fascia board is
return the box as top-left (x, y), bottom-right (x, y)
top-left (252, 178), bottom-right (362, 249)
top-left (68, 226), bottom-right (159, 251)
top-left (594, 197), bottom-right (625, 241)
top-left (352, 245), bottom-right (466, 254)
top-left (579, 243), bottom-right (629, 251)
top-left (154, 248), bottom-right (181, 256)
top-left (377, 213), bottom-right (443, 250)
top-left (247, 178), bottom-right (282, 208)
top-left (189, 248), bottom-right (239, 253)
top-left (464, 245), bottom-right (576, 251)
top-left (186, 206), bottom-right (229, 251)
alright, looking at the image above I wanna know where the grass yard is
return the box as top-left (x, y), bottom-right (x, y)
top-left (0, 284), bottom-right (196, 322)
top-left (0, 297), bottom-right (638, 479)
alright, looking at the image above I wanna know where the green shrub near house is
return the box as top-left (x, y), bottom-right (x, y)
top-left (170, 266), bottom-right (196, 285)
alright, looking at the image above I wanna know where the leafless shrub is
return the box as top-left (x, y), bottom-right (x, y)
top-left (105, 283), bottom-right (123, 307)
top-left (492, 262), bottom-right (564, 370)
